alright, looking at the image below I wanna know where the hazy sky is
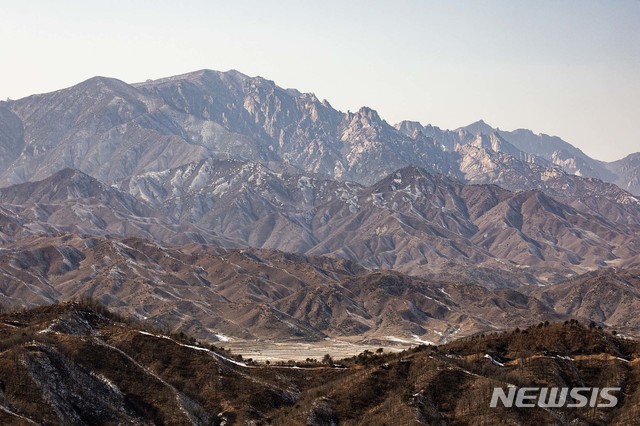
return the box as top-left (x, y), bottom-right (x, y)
top-left (2, 0), bottom-right (638, 161)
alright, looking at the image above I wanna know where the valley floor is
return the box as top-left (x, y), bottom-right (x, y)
top-left (224, 338), bottom-right (408, 363)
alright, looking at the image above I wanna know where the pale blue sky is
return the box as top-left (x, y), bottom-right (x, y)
top-left (1, 0), bottom-right (638, 161)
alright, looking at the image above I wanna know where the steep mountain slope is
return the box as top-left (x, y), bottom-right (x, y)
top-left (397, 122), bottom-right (640, 220)
top-left (531, 269), bottom-right (640, 336)
top-left (119, 158), bottom-right (360, 253)
top-left (0, 106), bottom-right (24, 174)
top-left (0, 76), bottom-right (208, 185)
top-left (607, 152), bottom-right (640, 196)
top-left (123, 162), bottom-right (640, 280)
top-left (135, 72), bottom-right (459, 184)
top-left (2, 69), bottom-right (637, 203)
top-left (1, 303), bottom-right (639, 425)
top-left (325, 167), bottom-right (640, 278)
top-left (3, 165), bottom-right (639, 282)
top-left (0, 168), bottom-right (231, 246)
top-left (459, 120), bottom-right (616, 182)
top-left (0, 233), bottom-right (558, 344)
top-left (0, 302), bottom-right (339, 425)
top-left (0, 205), bottom-right (26, 243)
top-left (2, 234), bottom-right (640, 344)
top-left (1, 70), bottom-right (447, 187)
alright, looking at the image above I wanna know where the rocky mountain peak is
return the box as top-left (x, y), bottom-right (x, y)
top-left (350, 106), bottom-right (383, 124)
top-left (394, 120), bottom-right (423, 134)
top-left (606, 152), bottom-right (640, 196)
top-left (0, 168), bottom-right (106, 202)
top-left (67, 76), bottom-right (146, 105)
top-left (460, 119), bottom-right (496, 136)
top-left (0, 67), bottom-right (638, 197)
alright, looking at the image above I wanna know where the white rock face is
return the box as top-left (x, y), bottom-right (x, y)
top-left (0, 69), bottom-right (636, 199)
top-left (606, 152), bottom-right (640, 197)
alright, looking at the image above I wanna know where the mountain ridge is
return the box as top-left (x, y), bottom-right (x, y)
top-left (2, 301), bottom-right (639, 425)
top-left (1, 69), bottom-right (637, 195)
top-left (2, 164), bottom-right (639, 286)
top-left (2, 233), bottom-right (640, 345)
top-left (1, 69), bottom-right (640, 369)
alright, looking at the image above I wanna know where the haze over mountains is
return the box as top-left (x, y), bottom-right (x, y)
top-left (1, 69), bottom-right (639, 344)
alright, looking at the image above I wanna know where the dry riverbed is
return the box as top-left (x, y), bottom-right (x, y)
top-left (222, 338), bottom-right (413, 362)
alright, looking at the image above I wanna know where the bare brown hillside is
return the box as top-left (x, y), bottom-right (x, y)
top-left (0, 302), bottom-right (639, 425)
top-left (1, 234), bottom-right (640, 347)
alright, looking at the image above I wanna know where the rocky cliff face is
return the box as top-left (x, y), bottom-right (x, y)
top-left (1, 69), bottom-right (636, 195)
top-left (607, 152), bottom-right (640, 197)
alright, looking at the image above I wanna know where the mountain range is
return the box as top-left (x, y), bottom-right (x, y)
top-left (2, 232), bottom-right (640, 345)
top-left (1, 69), bottom-right (640, 345)
top-left (1, 69), bottom-right (637, 194)
top-left (1, 163), bottom-right (639, 284)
